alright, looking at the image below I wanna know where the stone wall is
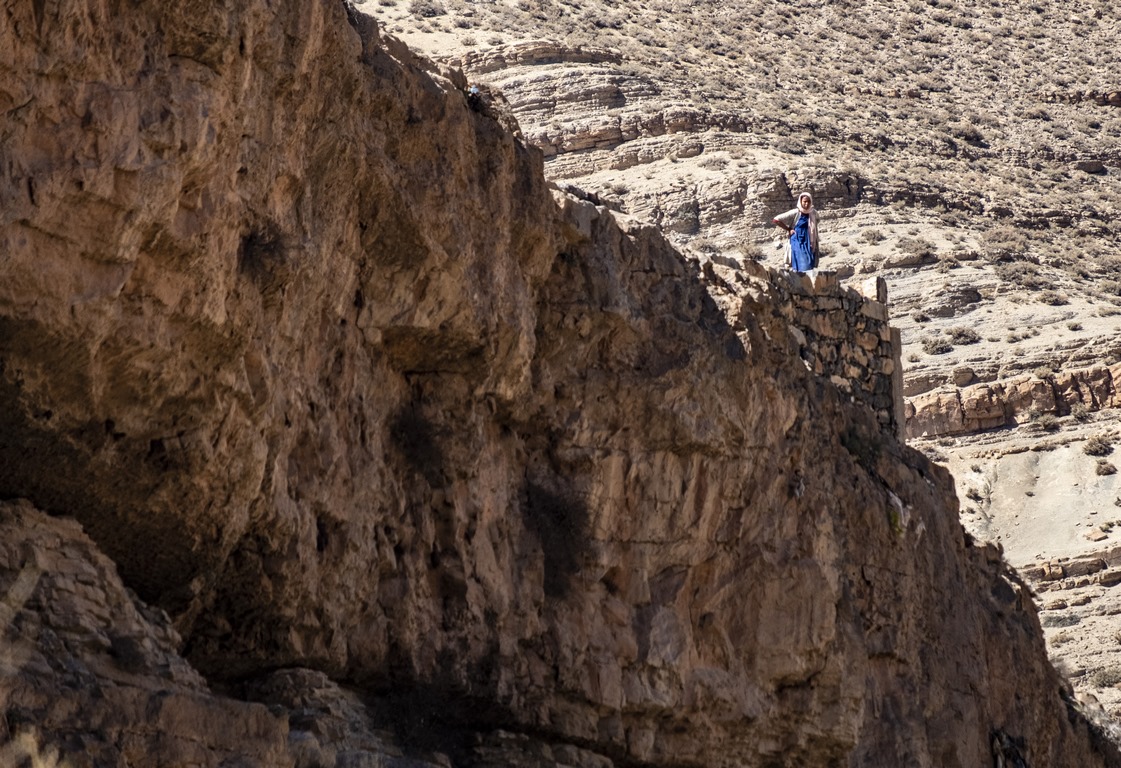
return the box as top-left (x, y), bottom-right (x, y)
top-left (722, 259), bottom-right (904, 438)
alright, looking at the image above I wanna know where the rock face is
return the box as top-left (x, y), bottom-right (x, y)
top-left (1, 2), bottom-right (1119, 767)
top-left (0, 500), bottom-right (293, 766)
top-left (907, 363), bottom-right (1121, 439)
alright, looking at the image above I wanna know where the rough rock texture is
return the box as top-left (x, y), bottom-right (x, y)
top-left (0, 499), bottom-right (592, 768)
top-left (710, 263), bottom-right (904, 436)
top-left (0, 500), bottom-right (292, 766)
top-left (1, 1), bottom-right (1120, 767)
top-left (907, 363), bottom-right (1121, 439)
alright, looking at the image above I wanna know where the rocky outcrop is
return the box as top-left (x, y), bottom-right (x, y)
top-left (1020, 547), bottom-right (1121, 590)
top-left (906, 363), bottom-right (1121, 439)
top-left (1041, 90), bottom-right (1121, 106)
top-left (447, 40), bottom-right (623, 75)
top-left (0, 501), bottom-right (291, 766)
top-left (0, 498), bottom-right (607, 768)
top-left (1, 1), bottom-right (1119, 767)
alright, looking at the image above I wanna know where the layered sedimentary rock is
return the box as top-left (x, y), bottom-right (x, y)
top-left (0, 1), bottom-right (1119, 767)
top-left (906, 363), bottom-right (1121, 439)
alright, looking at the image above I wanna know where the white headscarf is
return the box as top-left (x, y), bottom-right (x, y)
top-left (793, 190), bottom-right (820, 253)
top-left (775, 192), bottom-right (819, 254)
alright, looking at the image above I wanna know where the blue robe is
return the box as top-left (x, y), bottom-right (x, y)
top-left (790, 213), bottom-right (816, 272)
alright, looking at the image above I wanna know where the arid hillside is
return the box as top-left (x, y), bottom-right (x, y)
top-left (368, 0), bottom-right (1121, 717)
top-left (368, 0), bottom-right (1121, 373)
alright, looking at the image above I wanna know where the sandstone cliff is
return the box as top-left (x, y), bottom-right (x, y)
top-left (0, 1), bottom-right (1118, 766)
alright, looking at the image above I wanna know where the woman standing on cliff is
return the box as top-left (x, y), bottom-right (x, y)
top-left (772, 192), bottom-right (819, 273)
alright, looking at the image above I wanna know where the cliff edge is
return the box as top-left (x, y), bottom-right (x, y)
top-left (0, 1), bottom-right (1117, 766)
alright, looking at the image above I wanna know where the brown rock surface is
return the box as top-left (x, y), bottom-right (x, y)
top-left (360, 0), bottom-right (1121, 733)
top-left (0, 500), bottom-right (292, 766)
top-left (907, 365), bottom-right (1121, 439)
top-left (1, 1), bottom-right (1119, 767)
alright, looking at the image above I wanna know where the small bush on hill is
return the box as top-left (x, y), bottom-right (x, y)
top-left (997, 261), bottom-right (1052, 290)
top-left (1038, 289), bottom-right (1068, 305)
top-left (984, 225), bottom-right (1030, 260)
top-left (409, 0), bottom-right (445, 17)
top-left (948, 326), bottom-right (980, 344)
top-left (1090, 665), bottom-right (1121, 688)
top-left (1033, 412), bottom-right (1059, 432)
top-left (922, 336), bottom-right (953, 355)
top-left (1085, 435), bottom-right (1113, 456)
top-left (897, 237), bottom-right (937, 259)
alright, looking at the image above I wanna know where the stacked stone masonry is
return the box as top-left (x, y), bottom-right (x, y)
top-left (726, 259), bottom-right (905, 438)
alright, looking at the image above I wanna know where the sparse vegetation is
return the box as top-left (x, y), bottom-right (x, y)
top-left (1097, 460), bottom-right (1117, 476)
top-left (1085, 435), bottom-right (1114, 457)
top-left (1033, 413), bottom-right (1059, 432)
top-left (1038, 289), bottom-right (1068, 306)
top-left (948, 326), bottom-right (980, 345)
top-left (922, 336), bottom-right (953, 355)
top-left (408, 0), bottom-right (445, 16)
top-left (997, 261), bottom-right (1052, 290)
top-left (897, 237), bottom-right (937, 260)
top-left (1089, 665), bottom-right (1121, 688)
top-left (984, 225), bottom-right (1030, 261)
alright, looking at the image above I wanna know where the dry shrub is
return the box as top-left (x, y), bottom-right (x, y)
top-left (984, 225), bottom-right (1030, 260)
top-left (922, 336), bottom-right (953, 355)
top-left (409, 0), bottom-right (445, 17)
top-left (1033, 412), bottom-right (1059, 432)
top-left (1038, 289), bottom-right (1067, 305)
top-left (897, 237), bottom-right (937, 259)
top-left (1090, 665), bottom-right (1121, 688)
top-left (997, 261), bottom-right (1052, 290)
top-left (1085, 435), bottom-right (1114, 456)
top-left (948, 326), bottom-right (980, 344)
